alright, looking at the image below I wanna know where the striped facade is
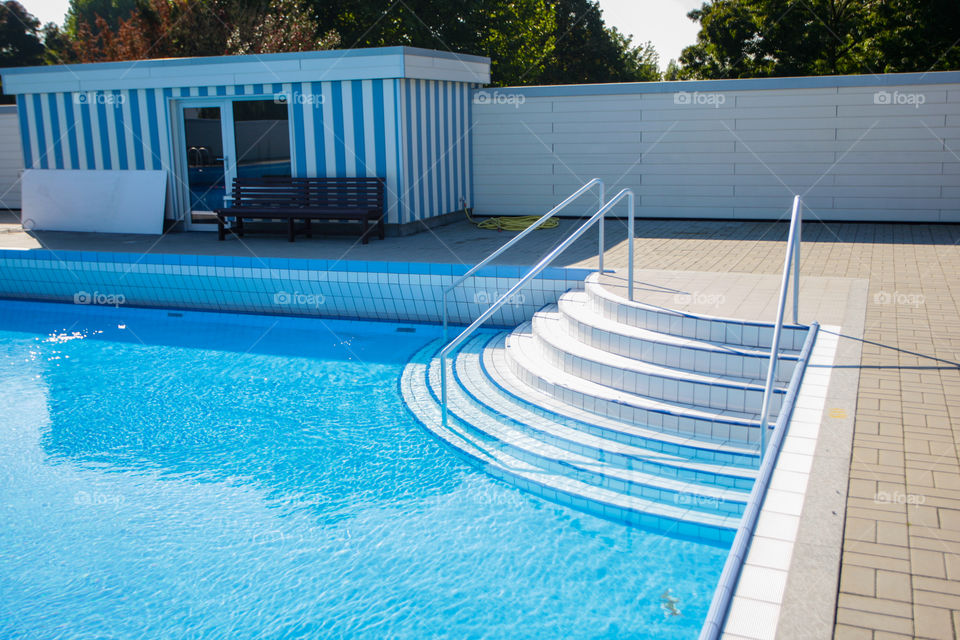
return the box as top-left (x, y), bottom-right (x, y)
top-left (397, 79), bottom-right (474, 226)
top-left (8, 49), bottom-right (484, 227)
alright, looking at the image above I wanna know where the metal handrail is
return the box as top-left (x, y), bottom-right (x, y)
top-left (442, 178), bottom-right (605, 341)
top-left (758, 195), bottom-right (803, 459)
top-left (440, 188), bottom-right (636, 426)
top-left (699, 321), bottom-right (819, 640)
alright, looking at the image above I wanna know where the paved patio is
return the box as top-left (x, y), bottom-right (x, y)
top-left (2, 210), bottom-right (959, 638)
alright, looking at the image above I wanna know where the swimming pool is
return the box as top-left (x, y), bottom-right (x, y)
top-left (0, 300), bottom-right (728, 638)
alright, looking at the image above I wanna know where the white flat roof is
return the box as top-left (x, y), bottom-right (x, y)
top-left (0, 46), bottom-right (490, 94)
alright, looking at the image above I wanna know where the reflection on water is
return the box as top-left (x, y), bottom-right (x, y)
top-left (0, 300), bottom-right (727, 640)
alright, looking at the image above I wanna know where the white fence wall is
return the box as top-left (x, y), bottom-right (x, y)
top-left (0, 106), bottom-right (23, 209)
top-left (471, 71), bottom-right (960, 222)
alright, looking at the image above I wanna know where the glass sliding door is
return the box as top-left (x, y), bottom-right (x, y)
top-left (179, 97), bottom-right (292, 229)
top-left (232, 100), bottom-right (292, 180)
top-left (181, 105), bottom-right (229, 220)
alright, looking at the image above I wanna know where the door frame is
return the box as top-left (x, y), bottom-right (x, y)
top-left (171, 94), bottom-right (297, 231)
top-left (175, 98), bottom-right (237, 231)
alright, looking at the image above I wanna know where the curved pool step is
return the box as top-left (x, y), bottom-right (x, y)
top-left (436, 341), bottom-right (750, 518)
top-left (401, 339), bottom-right (504, 471)
top-left (531, 309), bottom-right (786, 415)
top-left (401, 268), bottom-right (814, 539)
top-left (558, 290), bottom-right (798, 384)
top-left (402, 337), bottom-right (742, 540)
top-left (506, 321), bottom-right (764, 447)
top-left (481, 335), bottom-right (760, 468)
top-left (586, 273), bottom-right (809, 351)
top-left (449, 335), bottom-right (755, 498)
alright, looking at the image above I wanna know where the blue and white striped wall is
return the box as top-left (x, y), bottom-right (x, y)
top-left (397, 79), bottom-right (473, 225)
top-left (5, 47), bottom-right (489, 228)
top-left (15, 79), bottom-right (474, 226)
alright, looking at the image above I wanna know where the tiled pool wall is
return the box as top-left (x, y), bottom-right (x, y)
top-left (0, 250), bottom-right (594, 327)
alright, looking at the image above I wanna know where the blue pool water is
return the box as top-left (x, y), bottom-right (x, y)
top-left (0, 300), bottom-right (728, 639)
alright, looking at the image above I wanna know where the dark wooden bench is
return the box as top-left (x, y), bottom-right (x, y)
top-left (215, 177), bottom-right (385, 243)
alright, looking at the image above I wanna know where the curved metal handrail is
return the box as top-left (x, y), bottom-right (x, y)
top-left (440, 188), bottom-right (635, 426)
top-left (442, 178), bottom-right (605, 341)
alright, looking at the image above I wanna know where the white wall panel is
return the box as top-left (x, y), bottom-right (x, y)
top-left (0, 107), bottom-right (23, 209)
top-left (474, 72), bottom-right (960, 223)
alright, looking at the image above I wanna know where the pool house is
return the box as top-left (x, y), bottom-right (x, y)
top-left (1, 47), bottom-right (488, 234)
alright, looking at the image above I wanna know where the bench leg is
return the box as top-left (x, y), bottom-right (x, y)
top-left (378, 215), bottom-right (385, 240)
top-left (217, 217), bottom-right (225, 241)
top-left (288, 218), bottom-right (296, 242)
top-left (361, 216), bottom-right (370, 245)
top-left (305, 218), bottom-right (312, 238)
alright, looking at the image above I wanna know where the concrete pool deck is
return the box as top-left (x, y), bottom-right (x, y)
top-left (2, 210), bottom-right (958, 638)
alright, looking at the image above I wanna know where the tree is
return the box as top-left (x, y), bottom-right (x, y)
top-left (663, 58), bottom-right (681, 81)
top-left (306, 0), bottom-right (658, 86)
top-left (0, 1), bottom-right (45, 67)
top-left (866, 0), bottom-right (960, 73)
top-left (608, 28), bottom-right (660, 82)
top-left (65, 0), bottom-right (137, 36)
top-left (58, 0), bottom-right (660, 84)
top-left (67, 0), bottom-right (341, 62)
top-left (677, 0), bottom-right (960, 79)
top-left (535, 0), bottom-right (657, 84)
top-left (0, 1), bottom-right (47, 101)
top-left (306, 0), bottom-right (559, 86)
top-left (228, 0), bottom-right (340, 55)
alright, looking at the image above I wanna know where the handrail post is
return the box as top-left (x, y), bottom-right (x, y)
top-left (597, 184), bottom-right (606, 272)
top-left (759, 195), bottom-right (801, 459)
top-left (442, 290), bottom-right (449, 342)
top-left (440, 352), bottom-right (448, 425)
top-left (792, 197), bottom-right (801, 325)
top-left (628, 191), bottom-right (635, 301)
top-left (598, 216), bottom-right (604, 273)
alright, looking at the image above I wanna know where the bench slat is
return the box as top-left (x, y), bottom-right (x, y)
top-left (215, 176), bottom-right (385, 244)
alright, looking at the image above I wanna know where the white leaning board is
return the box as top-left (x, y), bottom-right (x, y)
top-left (22, 169), bottom-right (167, 234)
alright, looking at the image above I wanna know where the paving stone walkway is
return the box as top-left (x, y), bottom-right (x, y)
top-left (592, 220), bottom-right (960, 640)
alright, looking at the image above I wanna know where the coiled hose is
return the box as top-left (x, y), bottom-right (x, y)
top-left (463, 205), bottom-right (559, 231)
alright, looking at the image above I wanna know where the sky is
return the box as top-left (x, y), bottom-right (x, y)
top-left (21, 0), bottom-right (704, 70)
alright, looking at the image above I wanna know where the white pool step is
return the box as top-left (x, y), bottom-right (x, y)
top-left (450, 336), bottom-right (755, 490)
top-left (401, 270), bottom-right (814, 537)
top-left (586, 273), bottom-right (809, 351)
top-left (531, 309), bottom-right (786, 415)
top-left (404, 341), bottom-right (742, 538)
top-left (558, 291), bottom-right (797, 384)
top-left (482, 336), bottom-right (760, 466)
top-left (433, 341), bottom-right (751, 516)
top-left (506, 322), bottom-right (764, 446)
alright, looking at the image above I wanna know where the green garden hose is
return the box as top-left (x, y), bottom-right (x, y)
top-left (463, 205), bottom-right (559, 231)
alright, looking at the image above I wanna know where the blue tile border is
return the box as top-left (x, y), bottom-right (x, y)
top-left (0, 249), bottom-right (593, 327)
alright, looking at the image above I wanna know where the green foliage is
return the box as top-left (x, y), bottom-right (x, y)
top-left (32, 0), bottom-right (660, 84)
top-left (678, 0), bottom-right (960, 79)
top-left (65, 0), bottom-right (137, 36)
top-left (0, 0), bottom-right (45, 67)
top-left (866, 0), bottom-right (960, 73)
top-left (608, 29), bottom-right (660, 83)
top-left (663, 59), bottom-right (681, 81)
top-left (307, 0), bottom-right (658, 86)
top-left (0, 0), bottom-right (47, 101)
top-left (227, 0), bottom-right (341, 55)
